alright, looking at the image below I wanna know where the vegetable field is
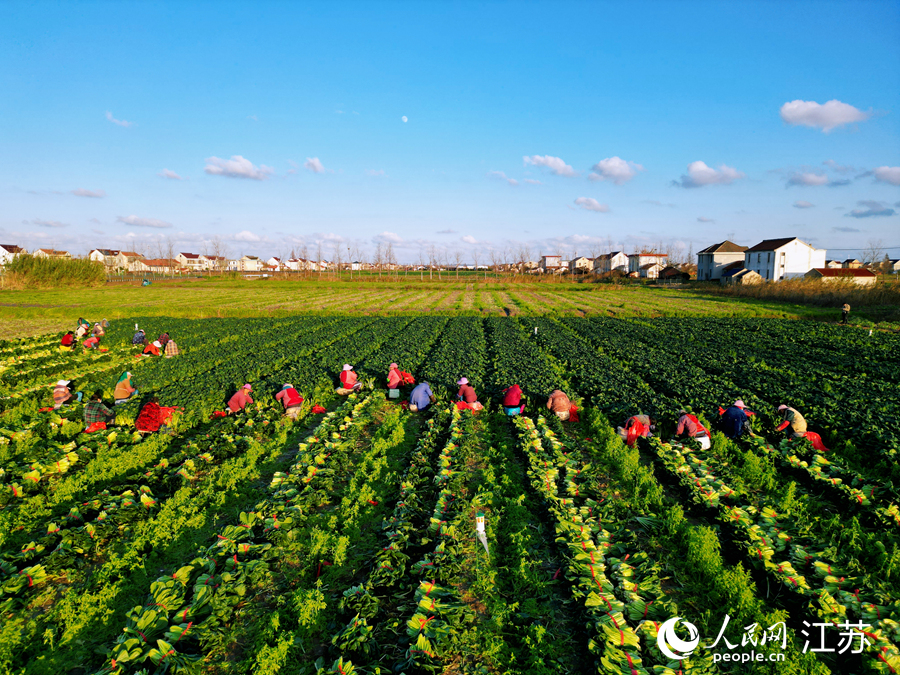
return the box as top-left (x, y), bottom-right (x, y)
top-left (1, 316), bottom-right (898, 675)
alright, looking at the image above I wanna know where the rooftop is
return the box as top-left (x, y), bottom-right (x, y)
top-left (746, 237), bottom-right (799, 252)
top-left (698, 240), bottom-right (748, 254)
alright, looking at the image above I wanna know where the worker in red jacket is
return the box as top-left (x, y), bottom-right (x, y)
top-left (275, 383), bottom-right (304, 420)
top-left (143, 340), bottom-right (162, 357)
top-left (502, 384), bottom-right (524, 416)
top-left (340, 364), bottom-right (361, 392)
top-left (60, 331), bottom-right (75, 349)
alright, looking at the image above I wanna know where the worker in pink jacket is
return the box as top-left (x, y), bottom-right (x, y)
top-left (387, 363), bottom-right (402, 390)
top-left (275, 383), bottom-right (304, 420)
top-left (227, 384), bottom-right (253, 414)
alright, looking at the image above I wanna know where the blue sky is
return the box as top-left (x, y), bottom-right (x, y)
top-left (2, 1), bottom-right (899, 262)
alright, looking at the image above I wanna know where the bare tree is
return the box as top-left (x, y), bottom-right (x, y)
top-left (165, 237), bottom-right (176, 275)
top-left (472, 249), bottom-right (480, 281)
top-left (299, 244), bottom-right (309, 278)
top-left (316, 242), bottom-right (323, 277)
top-left (489, 248), bottom-right (502, 277)
top-left (385, 243), bottom-right (396, 280)
top-left (210, 235), bottom-right (228, 271)
top-left (418, 248), bottom-right (426, 281)
top-left (374, 242), bottom-right (384, 279)
top-left (453, 249), bottom-right (463, 279)
top-left (428, 245), bottom-right (436, 281)
top-left (332, 242), bottom-right (343, 280)
top-left (862, 239), bottom-right (885, 266)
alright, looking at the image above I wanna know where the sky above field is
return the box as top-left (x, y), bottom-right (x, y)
top-left (1, 1), bottom-right (899, 263)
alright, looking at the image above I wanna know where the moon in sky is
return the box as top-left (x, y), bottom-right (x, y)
top-left (401, 116), bottom-right (408, 123)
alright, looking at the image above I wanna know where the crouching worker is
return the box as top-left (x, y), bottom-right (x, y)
top-left (60, 331), bottom-right (75, 350)
top-left (776, 404), bottom-right (807, 439)
top-left (337, 364), bottom-right (361, 394)
top-left (676, 408), bottom-right (710, 449)
top-left (720, 400), bottom-right (753, 439)
top-left (276, 383), bottom-right (304, 420)
top-left (227, 384), bottom-right (253, 414)
top-left (114, 371), bottom-right (138, 405)
top-left (82, 335), bottom-right (101, 352)
top-left (617, 414), bottom-right (656, 447)
top-left (387, 363), bottom-right (402, 399)
top-left (409, 381), bottom-right (435, 412)
top-left (135, 396), bottom-right (179, 434)
top-left (457, 378), bottom-right (483, 411)
top-left (502, 384), bottom-right (524, 416)
top-left (84, 390), bottom-right (115, 432)
top-left (547, 389), bottom-right (572, 421)
top-left (53, 379), bottom-right (82, 408)
top-left (143, 340), bottom-right (162, 357)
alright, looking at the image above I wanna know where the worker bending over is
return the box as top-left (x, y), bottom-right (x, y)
top-left (84, 390), bottom-right (115, 431)
top-left (617, 414), bottom-right (655, 446)
top-left (720, 400), bottom-right (752, 439)
top-left (409, 381), bottom-right (435, 412)
top-left (114, 371), bottom-right (138, 405)
top-left (676, 409), bottom-right (710, 449)
top-left (135, 396), bottom-right (178, 434)
top-left (547, 390), bottom-right (572, 421)
top-left (82, 335), bottom-right (101, 352)
top-left (502, 384), bottom-right (524, 416)
top-left (164, 339), bottom-right (180, 357)
top-left (227, 384), bottom-right (254, 414)
top-left (276, 384), bottom-right (304, 419)
top-left (143, 340), bottom-right (163, 356)
top-left (339, 364), bottom-right (361, 393)
top-left (53, 380), bottom-right (81, 408)
top-left (776, 404), bottom-right (807, 439)
top-left (60, 331), bottom-right (75, 349)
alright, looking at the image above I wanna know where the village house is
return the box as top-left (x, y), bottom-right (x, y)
top-left (805, 268), bottom-right (877, 286)
top-left (89, 249), bottom-right (120, 268)
top-left (628, 251), bottom-right (667, 274)
top-left (176, 252), bottom-right (204, 269)
top-left (638, 262), bottom-right (664, 279)
top-left (842, 259), bottom-right (862, 269)
top-left (743, 237), bottom-right (826, 281)
top-left (592, 251), bottom-right (629, 274)
top-left (204, 255), bottom-right (227, 270)
top-left (136, 258), bottom-right (177, 273)
top-left (722, 263), bottom-right (762, 285)
top-left (33, 248), bottom-right (72, 259)
top-left (539, 254), bottom-right (563, 273)
top-left (696, 240), bottom-right (748, 281)
top-left (115, 251), bottom-right (145, 271)
top-left (0, 244), bottom-right (25, 266)
top-left (239, 255), bottom-right (261, 272)
top-left (568, 256), bottom-right (592, 274)
top-left (659, 265), bottom-right (690, 282)
top-left (824, 260), bottom-right (842, 269)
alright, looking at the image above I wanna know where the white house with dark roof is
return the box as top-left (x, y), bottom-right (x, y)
top-left (539, 254), bottom-right (562, 273)
top-left (593, 251), bottom-right (629, 274)
top-left (33, 248), bottom-right (71, 259)
top-left (0, 244), bottom-right (25, 266)
top-left (743, 237), bottom-right (826, 281)
top-left (240, 255), bottom-right (261, 271)
top-left (177, 252), bottom-right (203, 268)
top-left (89, 249), bottom-right (120, 267)
top-left (697, 240), bottom-right (748, 281)
top-left (639, 262), bottom-right (663, 279)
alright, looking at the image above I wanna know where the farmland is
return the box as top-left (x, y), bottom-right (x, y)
top-left (1, 316), bottom-right (899, 675)
top-left (2, 278), bottom-right (890, 340)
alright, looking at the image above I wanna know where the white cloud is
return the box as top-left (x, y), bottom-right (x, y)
top-left (523, 155), bottom-right (577, 177)
top-left (158, 169), bottom-right (184, 180)
top-left (401, 116), bottom-right (408, 123)
top-left (436, 229), bottom-right (456, 234)
top-left (574, 197), bottom-right (609, 213)
top-left (365, 169), bottom-right (386, 177)
top-left (787, 172), bottom-right (829, 187)
top-left (523, 179), bottom-right (542, 185)
top-left (588, 156), bottom-right (644, 185)
top-left (204, 155), bottom-right (274, 180)
top-left (25, 218), bottom-right (69, 228)
top-left (373, 231), bottom-right (404, 245)
top-left (872, 166), bottom-right (900, 186)
top-left (779, 99), bottom-right (869, 132)
top-left (247, 115), bottom-right (258, 122)
top-left (116, 215), bottom-right (173, 229)
top-left (461, 235), bottom-right (478, 244)
top-left (487, 170), bottom-right (518, 186)
top-left (643, 199), bottom-right (676, 208)
top-left (105, 111), bottom-right (133, 127)
top-left (793, 200), bottom-right (815, 209)
top-left (304, 157), bottom-right (326, 174)
top-left (234, 230), bottom-right (262, 242)
top-left (697, 216), bottom-right (715, 223)
top-left (673, 161), bottom-right (745, 188)
top-left (71, 188), bottom-right (106, 198)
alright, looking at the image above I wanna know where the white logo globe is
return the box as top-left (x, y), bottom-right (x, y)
top-left (657, 617), bottom-right (700, 660)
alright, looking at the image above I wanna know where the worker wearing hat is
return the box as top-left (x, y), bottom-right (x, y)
top-left (457, 377), bottom-right (482, 410)
top-left (52, 379), bottom-right (82, 409)
top-left (776, 404), bottom-right (807, 439)
top-left (340, 364), bottom-right (361, 391)
top-left (276, 383), bottom-right (304, 420)
top-left (720, 399), bottom-right (752, 439)
top-left (227, 384), bottom-right (254, 414)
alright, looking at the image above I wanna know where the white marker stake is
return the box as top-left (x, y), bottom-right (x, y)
top-left (476, 511), bottom-right (489, 554)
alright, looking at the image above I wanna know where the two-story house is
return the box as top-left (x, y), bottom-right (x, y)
top-left (743, 238), bottom-right (826, 281)
top-left (696, 240), bottom-right (749, 281)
